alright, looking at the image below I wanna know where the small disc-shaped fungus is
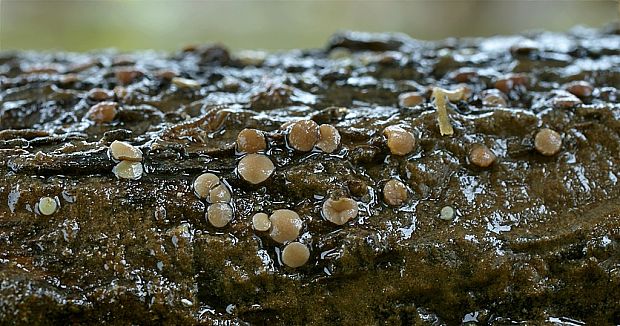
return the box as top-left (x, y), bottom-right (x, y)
top-left (193, 173), bottom-right (220, 199)
top-left (534, 128), bottom-right (562, 156)
top-left (322, 198), bottom-right (358, 225)
top-left (398, 92), bottom-right (424, 107)
top-left (109, 140), bottom-right (143, 162)
top-left (171, 77), bottom-right (201, 90)
top-left (112, 161), bottom-right (143, 180)
top-left (383, 179), bottom-right (408, 206)
top-left (236, 128), bottom-right (267, 154)
top-left (316, 124), bottom-right (341, 153)
top-left (469, 144), bottom-right (496, 168)
top-left (88, 88), bottom-right (113, 101)
top-left (288, 120), bottom-right (319, 151)
top-left (208, 184), bottom-right (231, 203)
top-left (269, 209), bottom-right (302, 243)
top-left (383, 126), bottom-right (415, 156)
top-left (252, 212), bottom-right (271, 231)
top-left (85, 101), bottom-right (117, 123)
top-left (238, 154), bottom-right (275, 184)
top-left (207, 203), bottom-right (233, 228)
top-left (440, 206), bottom-right (455, 220)
top-left (282, 242), bottom-right (310, 268)
top-left (38, 196), bottom-right (58, 216)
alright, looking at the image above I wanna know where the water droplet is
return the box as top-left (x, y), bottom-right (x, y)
top-left (61, 190), bottom-right (76, 203)
top-left (154, 205), bottom-right (166, 220)
top-left (8, 184), bottom-right (20, 213)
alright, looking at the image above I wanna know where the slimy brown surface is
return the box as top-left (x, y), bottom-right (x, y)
top-left (1, 25), bottom-right (620, 324)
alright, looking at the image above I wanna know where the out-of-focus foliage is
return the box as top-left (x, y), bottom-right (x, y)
top-left (0, 0), bottom-right (617, 52)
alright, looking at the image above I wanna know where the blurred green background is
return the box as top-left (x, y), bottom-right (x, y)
top-left (0, 0), bottom-right (618, 52)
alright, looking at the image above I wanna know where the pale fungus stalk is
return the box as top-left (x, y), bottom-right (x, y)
top-left (431, 86), bottom-right (469, 136)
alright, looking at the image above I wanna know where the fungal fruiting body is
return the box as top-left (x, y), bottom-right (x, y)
top-left (252, 213), bottom-right (271, 231)
top-left (469, 144), bottom-right (496, 168)
top-left (85, 101), bottom-right (117, 123)
top-left (112, 161), bottom-right (143, 180)
top-left (38, 196), bottom-right (58, 216)
top-left (109, 140), bottom-right (144, 180)
top-left (431, 86), bottom-right (470, 136)
top-left (237, 154), bottom-right (275, 184)
top-left (481, 90), bottom-right (507, 107)
top-left (109, 141), bottom-right (143, 162)
top-left (171, 77), bottom-right (201, 90)
top-left (440, 206), bottom-right (455, 220)
top-left (534, 128), bottom-right (562, 156)
top-left (322, 197), bottom-right (358, 225)
top-left (383, 179), bottom-right (408, 206)
top-left (316, 124), bottom-right (341, 153)
top-left (288, 120), bottom-right (319, 151)
top-left (194, 173), bottom-right (220, 199)
top-left (194, 172), bottom-right (233, 226)
top-left (88, 88), bottom-right (113, 101)
top-left (207, 203), bottom-right (233, 227)
top-left (494, 74), bottom-right (528, 94)
top-left (115, 68), bottom-right (141, 85)
top-left (156, 69), bottom-right (177, 80)
top-left (269, 209), bottom-right (303, 243)
top-left (281, 242), bottom-right (310, 268)
top-left (383, 126), bottom-right (415, 156)
top-left (564, 80), bottom-right (593, 98)
top-left (552, 91), bottom-right (582, 109)
top-left (398, 92), bottom-right (424, 107)
top-left (208, 184), bottom-right (231, 203)
top-left (236, 128), bottom-right (267, 154)
top-left (236, 50), bottom-right (268, 66)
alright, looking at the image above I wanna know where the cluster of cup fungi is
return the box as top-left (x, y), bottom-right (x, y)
top-left (35, 79), bottom-right (567, 269)
top-left (191, 120), bottom-right (351, 268)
